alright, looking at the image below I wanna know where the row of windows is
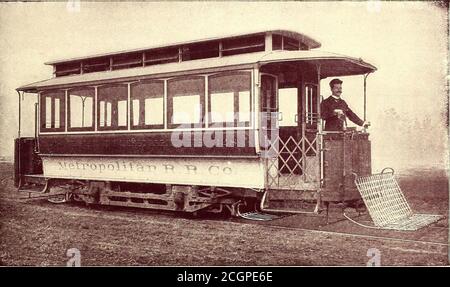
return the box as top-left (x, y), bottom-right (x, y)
top-left (40, 71), bottom-right (252, 132)
top-left (55, 34), bottom-right (305, 77)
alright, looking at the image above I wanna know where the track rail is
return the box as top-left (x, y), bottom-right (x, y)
top-left (258, 222), bottom-right (449, 247)
top-left (2, 194), bottom-right (448, 251)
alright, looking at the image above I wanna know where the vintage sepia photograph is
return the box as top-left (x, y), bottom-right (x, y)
top-left (0, 1), bottom-right (448, 269)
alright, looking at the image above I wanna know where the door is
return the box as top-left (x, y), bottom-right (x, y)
top-left (260, 74), bottom-right (302, 177)
top-left (278, 86), bottom-right (301, 175)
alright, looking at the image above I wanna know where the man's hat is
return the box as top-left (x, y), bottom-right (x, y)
top-left (329, 78), bottom-right (343, 88)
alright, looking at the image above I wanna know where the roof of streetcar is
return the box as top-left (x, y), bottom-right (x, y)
top-left (44, 29), bottom-right (322, 66)
top-left (17, 50), bottom-right (376, 92)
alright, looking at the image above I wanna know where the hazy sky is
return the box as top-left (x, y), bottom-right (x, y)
top-left (0, 1), bottom-right (448, 171)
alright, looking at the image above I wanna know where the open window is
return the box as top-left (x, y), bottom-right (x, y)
top-left (272, 34), bottom-right (307, 51)
top-left (283, 36), bottom-right (300, 51)
top-left (208, 71), bottom-right (251, 127)
top-left (68, 87), bottom-right (95, 131)
top-left (222, 35), bottom-right (265, 56)
top-left (112, 52), bottom-right (143, 70)
top-left (130, 80), bottom-right (164, 129)
top-left (55, 62), bottom-right (81, 77)
top-left (40, 90), bottom-right (65, 132)
top-left (167, 76), bottom-right (205, 128)
top-left (97, 84), bottom-right (128, 130)
top-left (182, 41), bottom-right (219, 61)
top-left (82, 57), bottom-right (110, 74)
top-left (144, 47), bottom-right (179, 66)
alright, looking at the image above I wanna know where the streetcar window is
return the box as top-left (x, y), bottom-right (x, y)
top-left (82, 57), bottom-right (110, 74)
top-left (99, 100), bottom-right (112, 127)
top-left (238, 91), bottom-right (251, 122)
top-left (97, 84), bottom-right (128, 130)
top-left (222, 35), bottom-right (265, 56)
top-left (172, 95), bottom-right (201, 124)
top-left (99, 101), bottom-right (106, 127)
top-left (68, 87), bottom-right (95, 131)
top-left (130, 80), bottom-right (164, 129)
top-left (45, 97), bottom-right (51, 128)
top-left (55, 61), bottom-right (80, 77)
top-left (210, 92), bottom-right (234, 123)
top-left (40, 90), bottom-right (65, 132)
top-left (208, 71), bottom-right (251, 126)
top-left (117, 100), bottom-right (127, 126)
top-left (106, 102), bottom-right (112, 126)
top-left (112, 52), bottom-right (143, 70)
top-left (283, 36), bottom-right (300, 51)
top-left (132, 99), bottom-right (140, 126)
top-left (181, 41), bottom-right (219, 61)
top-left (144, 47), bottom-right (179, 66)
top-left (279, 88), bottom-right (297, 127)
top-left (54, 98), bottom-right (60, 128)
top-left (144, 98), bottom-right (164, 125)
top-left (168, 76), bottom-right (205, 128)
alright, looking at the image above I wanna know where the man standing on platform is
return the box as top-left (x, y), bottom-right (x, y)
top-left (320, 78), bottom-right (370, 131)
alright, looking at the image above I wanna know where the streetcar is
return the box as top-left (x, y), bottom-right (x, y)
top-left (14, 29), bottom-right (376, 217)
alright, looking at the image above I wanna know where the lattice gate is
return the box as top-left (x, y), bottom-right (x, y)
top-left (264, 134), bottom-right (321, 191)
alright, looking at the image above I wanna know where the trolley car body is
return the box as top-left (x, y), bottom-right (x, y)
top-left (15, 30), bottom-right (376, 214)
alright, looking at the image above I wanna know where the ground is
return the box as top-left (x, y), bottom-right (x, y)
top-left (0, 162), bottom-right (448, 266)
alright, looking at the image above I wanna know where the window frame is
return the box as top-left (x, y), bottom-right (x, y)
top-left (207, 71), bottom-right (252, 127)
top-left (39, 90), bottom-right (66, 133)
top-left (130, 80), bottom-right (165, 130)
top-left (167, 75), bottom-right (206, 129)
top-left (96, 83), bottom-right (129, 131)
top-left (67, 87), bottom-right (96, 132)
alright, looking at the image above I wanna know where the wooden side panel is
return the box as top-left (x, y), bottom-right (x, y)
top-left (323, 139), bottom-right (344, 201)
top-left (322, 133), bottom-right (371, 202)
top-left (38, 130), bottom-right (257, 156)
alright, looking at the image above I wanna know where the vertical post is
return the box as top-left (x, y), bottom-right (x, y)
top-left (316, 64), bottom-right (324, 188)
top-left (34, 103), bottom-right (38, 139)
top-left (94, 86), bottom-right (98, 131)
top-left (17, 91), bottom-right (22, 188)
top-left (254, 66), bottom-right (260, 154)
top-left (301, 72), bottom-right (306, 181)
top-left (127, 83), bottom-right (131, 131)
top-left (363, 73), bottom-right (369, 121)
top-left (316, 64), bottom-right (322, 134)
top-left (36, 93), bottom-right (40, 153)
top-left (17, 91), bottom-right (22, 138)
top-left (164, 79), bottom-right (168, 130)
top-left (37, 92), bottom-right (40, 134)
top-left (65, 89), bottom-right (68, 132)
top-left (204, 75), bottom-right (209, 128)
